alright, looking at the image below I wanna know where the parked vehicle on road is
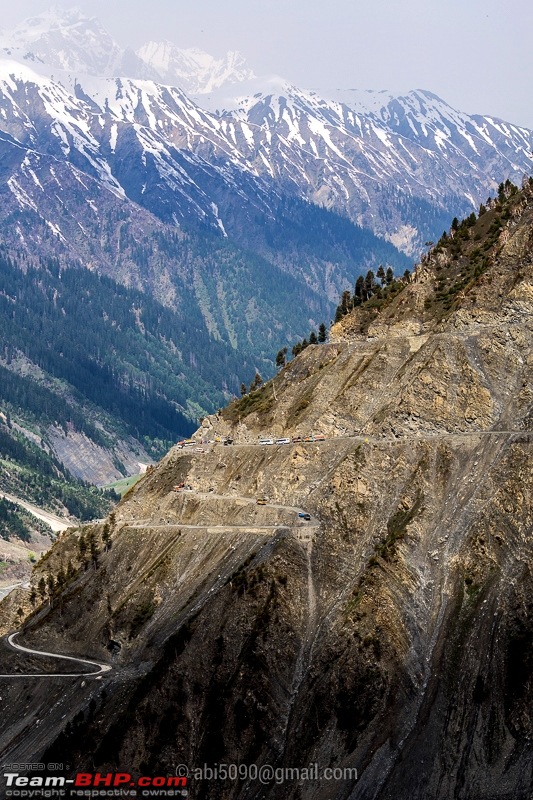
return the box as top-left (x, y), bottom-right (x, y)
top-left (298, 512), bottom-right (311, 520)
top-left (256, 498), bottom-right (268, 505)
top-left (276, 438), bottom-right (291, 444)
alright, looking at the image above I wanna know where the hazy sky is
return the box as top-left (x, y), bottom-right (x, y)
top-left (2, 0), bottom-right (533, 128)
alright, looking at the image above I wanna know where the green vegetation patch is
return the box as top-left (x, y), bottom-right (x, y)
top-left (422, 179), bottom-right (527, 319)
top-left (105, 474), bottom-right (143, 498)
top-left (222, 384), bottom-right (276, 423)
top-left (0, 497), bottom-right (32, 542)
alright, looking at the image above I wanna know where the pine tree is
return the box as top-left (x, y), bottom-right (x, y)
top-left (56, 566), bottom-right (67, 589)
top-left (354, 275), bottom-right (365, 300)
top-left (102, 523), bottom-right (111, 551)
top-left (240, 383), bottom-right (247, 396)
top-left (318, 323), bottom-right (327, 343)
top-left (309, 331), bottom-right (318, 344)
top-left (376, 265), bottom-right (386, 286)
top-left (275, 347), bottom-right (288, 369)
top-left (364, 270), bottom-right (375, 297)
top-left (87, 530), bottom-right (99, 568)
top-left (340, 290), bottom-right (352, 314)
top-left (249, 372), bottom-right (263, 393)
top-left (385, 267), bottom-right (394, 285)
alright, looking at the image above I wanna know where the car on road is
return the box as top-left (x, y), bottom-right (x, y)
top-left (276, 437), bottom-right (291, 444)
top-left (298, 512), bottom-right (311, 521)
top-left (259, 438), bottom-right (274, 445)
top-left (291, 436), bottom-right (303, 443)
top-left (256, 498), bottom-right (268, 505)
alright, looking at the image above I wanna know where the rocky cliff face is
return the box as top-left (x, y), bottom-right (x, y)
top-left (0, 184), bottom-right (532, 799)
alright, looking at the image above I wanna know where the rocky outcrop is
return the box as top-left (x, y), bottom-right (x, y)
top-left (46, 426), bottom-right (151, 485)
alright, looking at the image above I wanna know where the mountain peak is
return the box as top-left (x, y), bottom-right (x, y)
top-left (1, 6), bottom-right (102, 45)
top-left (135, 41), bottom-right (255, 94)
top-left (0, 6), bottom-right (125, 77)
top-left (0, 9), bottom-right (255, 93)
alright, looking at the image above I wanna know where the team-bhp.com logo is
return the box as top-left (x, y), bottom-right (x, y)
top-left (4, 772), bottom-right (187, 797)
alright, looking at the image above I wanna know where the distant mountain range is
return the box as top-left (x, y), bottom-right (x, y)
top-left (0, 8), bottom-right (254, 93)
top-left (1, 8), bottom-right (531, 255)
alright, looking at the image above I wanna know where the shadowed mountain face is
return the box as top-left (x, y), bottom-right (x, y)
top-left (0, 184), bottom-right (532, 799)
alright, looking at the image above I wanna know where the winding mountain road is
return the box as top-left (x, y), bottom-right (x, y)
top-left (4, 430), bottom-right (518, 679)
top-left (0, 632), bottom-right (112, 678)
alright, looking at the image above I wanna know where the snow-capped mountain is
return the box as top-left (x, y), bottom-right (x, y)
top-left (197, 79), bottom-right (532, 251)
top-left (0, 8), bottom-right (254, 93)
top-left (0, 57), bottom-right (409, 305)
top-left (136, 42), bottom-right (254, 94)
top-left (0, 59), bottom-right (275, 236)
top-left (0, 7), bottom-right (150, 80)
top-left (0, 6), bottom-right (532, 257)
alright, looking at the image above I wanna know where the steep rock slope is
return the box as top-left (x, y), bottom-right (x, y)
top-left (0, 186), bottom-right (532, 799)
